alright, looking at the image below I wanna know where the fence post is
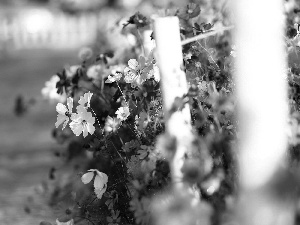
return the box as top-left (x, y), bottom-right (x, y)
top-left (234, 0), bottom-right (294, 224)
top-left (154, 17), bottom-right (192, 190)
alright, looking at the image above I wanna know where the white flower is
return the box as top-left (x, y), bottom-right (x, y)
top-left (104, 116), bottom-right (121, 133)
top-left (81, 169), bottom-right (108, 199)
top-left (56, 219), bottom-right (74, 225)
top-left (115, 106), bottom-right (130, 121)
top-left (41, 75), bottom-right (67, 103)
top-left (77, 91), bottom-right (93, 109)
top-left (78, 47), bottom-right (93, 61)
top-left (106, 72), bottom-right (122, 83)
top-left (87, 64), bottom-right (102, 79)
top-left (124, 56), bottom-right (151, 87)
top-left (150, 64), bottom-right (160, 82)
top-left (69, 107), bottom-right (95, 137)
top-left (55, 97), bottom-right (74, 130)
top-left (230, 45), bottom-right (237, 58)
top-left (65, 65), bottom-right (80, 78)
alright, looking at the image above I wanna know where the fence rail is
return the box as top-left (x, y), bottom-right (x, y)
top-left (0, 9), bottom-right (102, 50)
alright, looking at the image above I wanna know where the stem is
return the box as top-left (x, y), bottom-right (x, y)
top-left (116, 130), bottom-right (129, 161)
top-left (116, 130), bottom-right (124, 146)
top-left (74, 216), bottom-right (97, 225)
top-left (105, 140), bottom-right (132, 199)
top-left (116, 82), bottom-right (128, 105)
top-left (90, 106), bottom-right (101, 128)
top-left (124, 121), bottom-right (142, 144)
top-left (107, 178), bottom-right (128, 191)
top-left (197, 41), bottom-right (220, 71)
top-left (93, 133), bottom-right (102, 141)
top-left (181, 25), bottom-right (234, 45)
top-left (100, 77), bottom-right (104, 94)
top-left (86, 196), bottom-right (98, 207)
top-left (109, 139), bottom-right (127, 164)
top-left (136, 28), bottom-right (145, 56)
top-left (213, 114), bottom-right (222, 133)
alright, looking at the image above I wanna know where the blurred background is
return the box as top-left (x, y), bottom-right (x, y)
top-left (0, 0), bottom-right (188, 224)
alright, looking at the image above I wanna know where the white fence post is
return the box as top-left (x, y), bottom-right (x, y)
top-left (234, 0), bottom-right (293, 224)
top-left (154, 17), bottom-right (192, 190)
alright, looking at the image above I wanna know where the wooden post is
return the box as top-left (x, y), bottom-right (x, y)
top-left (154, 17), bottom-right (192, 190)
top-left (234, 0), bottom-right (294, 224)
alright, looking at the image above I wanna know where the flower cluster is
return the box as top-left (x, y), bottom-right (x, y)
top-left (35, 2), bottom-right (248, 225)
top-left (55, 92), bottom-right (95, 138)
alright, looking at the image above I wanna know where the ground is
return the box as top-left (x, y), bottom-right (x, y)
top-left (0, 49), bottom-right (77, 225)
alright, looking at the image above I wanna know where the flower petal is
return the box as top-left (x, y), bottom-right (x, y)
top-left (55, 114), bottom-right (68, 128)
top-left (70, 113), bottom-right (82, 122)
top-left (62, 118), bottom-right (69, 130)
top-left (124, 71), bottom-right (137, 83)
top-left (69, 122), bottom-right (83, 136)
top-left (81, 172), bottom-right (94, 184)
top-left (56, 218), bottom-right (74, 225)
top-left (128, 59), bottom-right (138, 70)
top-left (139, 56), bottom-right (146, 67)
top-left (86, 123), bottom-right (95, 135)
top-left (94, 172), bottom-right (108, 190)
top-left (82, 126), bottom-right (88, 138)
top-left (56, 103), bottom-right (67, 114)
top-left (66, 97), bottom-right (73, 113)
top-left (94, 186), bottom-right (107, 199)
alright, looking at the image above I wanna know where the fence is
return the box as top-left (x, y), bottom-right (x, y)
top-left (0, 8), bottom-right (101, 50)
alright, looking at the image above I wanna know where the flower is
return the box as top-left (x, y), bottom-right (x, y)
top-left (124, 56), bottom-right (152, 87)
top-left (122, 140), bottom-right (140, 152)
top-left (137, 145), bottom-right (152, 159)
top-left (78, 47), bottom-right (93, 61)
top-left (129, 197), bottom-right (151, 225)
top-left (230, 45), bottom-right (237, 58)
top-left (56, 219), bottom-right (74, 225)
top-left (53, 192), bottom-right (78, 223)
top-left (104, 116), bottom-right (120, 133)
top-left (126, 155), bottom-right (141, 178)
top-left (179, 3), bottom-right (201, 20)
top-left (87, 64), bottom-right (102, 79)
top-left (42, 75), bottom-right (67, 103)
top-left (106, 72), bottom-right (122, 83)
top-left (81, 169), bottom-right (108, 199)
top-left (65, 65), bottom-right (80, 78)
top-left (55, 97), bottom-right (74, 130)
top-left (106, 67), bottom-right (123, 83)
top-left (115, 106), bottom-right (130, 121)
top-left (107, 210), bottom-right (121, 225)
top-left (150, 64), bottom-right (160, 82)
top-left (69, 107), bottom-right (95, 137)
top-left (77, 91), bottom-right (93, 109)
